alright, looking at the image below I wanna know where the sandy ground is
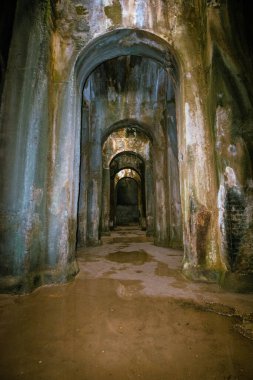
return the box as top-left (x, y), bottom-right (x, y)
top-left (0, 227), bottom-right (253, 380)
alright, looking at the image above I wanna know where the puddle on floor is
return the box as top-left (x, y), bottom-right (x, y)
top-left (106, 250), bottom-right (152, 265)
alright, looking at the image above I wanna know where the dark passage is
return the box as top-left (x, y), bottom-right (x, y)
top-left (116, 177), bottom-right (139, 225)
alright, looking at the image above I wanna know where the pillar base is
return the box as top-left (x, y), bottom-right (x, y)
top-left (182, 265), bottom-right (222, 283)
top-left (183, 265), bottom-right (253, 293)
top-left (154, 238), bottom-right (170, 248)
top-left (0, 260), bottom-right (79, 294)
top-left (87, 238), bottom-right (102, 247)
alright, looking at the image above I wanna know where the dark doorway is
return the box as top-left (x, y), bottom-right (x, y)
top-left (116, 177), bottom-right (139, 226)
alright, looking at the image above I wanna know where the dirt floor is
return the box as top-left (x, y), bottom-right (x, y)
top-left (0, 227), bottom-right (253, 380)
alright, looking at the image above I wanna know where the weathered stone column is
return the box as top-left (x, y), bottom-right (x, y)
top-left (166, 136), bottom-right (182, 247)
top-left (101, 167), bottom-right (111, 235)
top-left (110, 175), bottom-right (116, 227)
top-left (0, 0), bottom-right (55, 292)
top-left (145, 160), bottom-right (154, 236)
top-left (77, 105), bottom-right (89, 246)
top-left (86, 113), bottom-right (102, 246)
top-left (178, 71), bottom-right (221, 278)
top-left (153, 146), bottom-right (169, 246)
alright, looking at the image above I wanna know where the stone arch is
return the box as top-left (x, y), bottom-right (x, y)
top-left (44, 26), bottom-right (220, 286)
top-left (75, 29), bottom-right (181, 92)
top-left (76, 28), bottom-right (182, 248)
top-left (102, 147), bottom-right (148, 234)
top-left (115, 168), bottom-right (141, 184)
top-left (111, 159), bottom-right (147, 231)
top-left (109, 151), bottom-right (145, 176)
top-left (108, 150), bottom-right (148, 170)
top-left (101, 119), bottom-right (154, 146)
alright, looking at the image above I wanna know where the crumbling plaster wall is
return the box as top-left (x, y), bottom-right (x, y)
top-left (0, 0), bottom-right (252, 292)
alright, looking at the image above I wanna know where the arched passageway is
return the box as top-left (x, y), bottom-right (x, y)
top-left (77, 50), bottom-right (182, 248)
top-left (113, 168), bottom-right (146, 230)
top-left (102, 131), bottom-right (150, 234)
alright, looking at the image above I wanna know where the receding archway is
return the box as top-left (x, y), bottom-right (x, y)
top-left (101, 125), bottom-right (152, 235)
top-left (115, 176), bottom-right (140, 226)
top-left (76, 29), bottom-right (182, 250)
top-left (77, 56), bottom-right (182, 247)
top-left (111, 163), bottom-right (146, 230)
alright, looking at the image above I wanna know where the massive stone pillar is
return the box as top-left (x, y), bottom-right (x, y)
top-left (77, 105), bottom-right (89, 246)
top-left (138, 180), bottom-right (145, 229)
top-left (153, 146), bottom-right (169, 246)
top-left (145, 160), bottom-right (154, 236)
top-left (86, 113), bottom-right (102, 246)
top-left (177, 69), bottom-right (221, 280)
top-left (165, 100), bottom-right (182, 248)
top-left (167, 149), bottom-right (182, 248)
top-left (0, 0), bottom-right (60, 292)
top-left (101, 168), bottom-right (111, 235)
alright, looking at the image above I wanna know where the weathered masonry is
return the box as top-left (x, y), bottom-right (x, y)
top-left (0, 0), bottom-right (253, 292)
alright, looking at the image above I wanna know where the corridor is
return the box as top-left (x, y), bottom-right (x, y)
top-left (1, 1), bottom-right (253, 379)
top-left (1, 228), bottom-right (253, 380)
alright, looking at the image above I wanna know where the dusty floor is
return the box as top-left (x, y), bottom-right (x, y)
top-left (0, 228), bottom-right (253, 380)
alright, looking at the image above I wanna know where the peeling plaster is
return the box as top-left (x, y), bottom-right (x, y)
top-left (224, 166), bottom-right (237, 188)
top-left (218, 184), bottom-right (226, 233)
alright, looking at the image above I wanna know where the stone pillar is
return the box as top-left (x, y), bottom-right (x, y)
top-left (145, 160), bottom-right (154, 236)
top-left (137, 181), bottom-right (145, 229)
top-left (153, 147), bottom-right (169, 246)
top-left (0, 0), bottom-right (66, 292)
top-left (86, 122), bottom-right (102, 246)
top-left (179, 75), bottom-right (221, 276)
top-left (168, 150), bottom-right (182, 247)
top-left (110, 175), bottom-right (116, 228)
top-left (101, 167), bottom-right (110, 235)
top-left (166, 130), bottom-right (182, 248)
top-left (77, 105), bottom-right (89, 246)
